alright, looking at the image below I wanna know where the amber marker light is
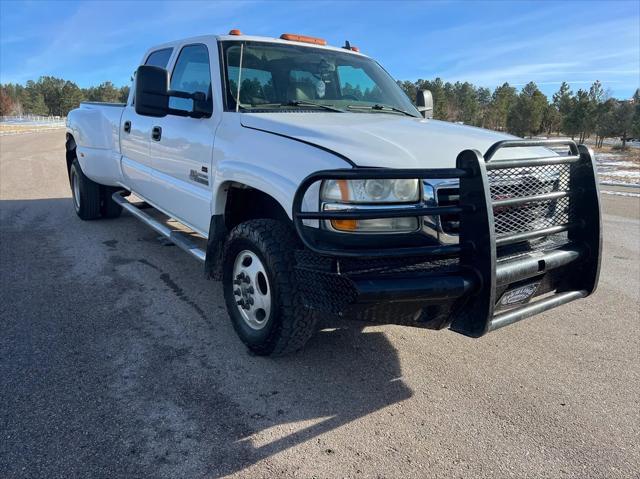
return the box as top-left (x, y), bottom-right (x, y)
top-left (331, 219), bottom-right (358, 231)
top-left (280, 33), bottom-right (327, 45)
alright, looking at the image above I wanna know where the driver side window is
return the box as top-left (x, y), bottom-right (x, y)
top-left (169, 44), bottom-right (212, 112)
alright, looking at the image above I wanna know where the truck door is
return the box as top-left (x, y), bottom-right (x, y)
top-left (145, 43), bottom-right (215, 236)
top-left (120, 48), bottom-right (174, 201)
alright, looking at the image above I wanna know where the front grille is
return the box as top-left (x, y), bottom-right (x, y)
top-left (435, 163), bottom-right (573, 245)
top-left (436, 187), bottom-right (460, 234)
top-left (488, 164), bottom-right (572, 236)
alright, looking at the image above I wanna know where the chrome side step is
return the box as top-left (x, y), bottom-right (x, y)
top-left (112, 191), bottom-right (206, 263)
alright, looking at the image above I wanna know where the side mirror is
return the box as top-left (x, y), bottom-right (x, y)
top-left (135, 65), bottom-right (212, 118)
top-left (135, 65), bottom-right (169, 117)
top-left (416, 89), bottom-right (433, 119)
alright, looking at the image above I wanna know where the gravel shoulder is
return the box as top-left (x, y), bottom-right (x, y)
top-left (1, 131), bottom-right (638, 478)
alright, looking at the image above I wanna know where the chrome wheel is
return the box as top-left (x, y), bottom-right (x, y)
top-left (71, 169), bottom-right (80, 211)
top-left (232, 250), bottom-right (271, 330)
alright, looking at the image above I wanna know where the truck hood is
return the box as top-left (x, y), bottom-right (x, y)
top-left (241, 112), bottom-right (552, 168)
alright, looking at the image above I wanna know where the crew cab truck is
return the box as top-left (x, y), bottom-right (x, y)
top-left (66, 31), bottom-right (602, 356)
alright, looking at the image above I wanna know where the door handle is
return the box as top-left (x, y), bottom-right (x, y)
top-left (151, 126), bottom-right (162, 141)
top-left (123, 121), bottom-right (131, 133)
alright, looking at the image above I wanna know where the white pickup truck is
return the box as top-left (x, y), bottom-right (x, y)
top-left (66, 31), bottom-right (602, 356)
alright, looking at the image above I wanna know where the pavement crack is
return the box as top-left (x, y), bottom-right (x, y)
top-left (159, 272), bottom-right (208, 322)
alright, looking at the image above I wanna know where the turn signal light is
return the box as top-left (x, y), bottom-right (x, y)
top-left (229, 29), bottom-right (242, 35)
top-left (280, 33), bottom-right (327, 45)
top-left (331, 219), bottom-right (358, 231)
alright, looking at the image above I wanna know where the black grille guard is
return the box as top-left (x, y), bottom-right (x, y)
top-left (292, 139), bottom-right (602, 337)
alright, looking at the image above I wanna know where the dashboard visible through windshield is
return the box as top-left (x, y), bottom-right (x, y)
top-left (219, 41), bottom-right (420, 117)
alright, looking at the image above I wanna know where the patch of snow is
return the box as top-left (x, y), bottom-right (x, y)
top-left (600, 181), bottom-right (640, 189)
top-left (599, 170), bottom-right (640, 179)
top-left (601, 190), bottom-right (640, 198)
top-left (598, 159), bottom-right (637, 168)
top-left (594, 151), bottom-right (639, 186)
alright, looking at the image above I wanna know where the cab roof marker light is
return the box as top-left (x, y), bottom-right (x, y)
top-left (280, 33), bottom-right (327, 46)
top-left (229, 29), bottom-right (242, 35)
top-left (342, 40), bottom-right (360, 52)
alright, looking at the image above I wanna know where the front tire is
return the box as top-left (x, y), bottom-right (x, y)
top-left (100, 186), bottom-right (123, 218)
top-left (222, 219), bottom-right (317, 356)
top-left (69, 159), bottom-right (101, 220)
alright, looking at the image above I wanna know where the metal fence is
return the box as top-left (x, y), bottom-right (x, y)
top-left (1, 115), bottom-right (66, 125)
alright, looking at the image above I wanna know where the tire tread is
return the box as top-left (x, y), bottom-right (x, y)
top-left (223, 219), bottom-right (317, 356)
top-left (100, 186), bottom-right (123, 218)
top-left (71, 159), bottom-right (101, 220)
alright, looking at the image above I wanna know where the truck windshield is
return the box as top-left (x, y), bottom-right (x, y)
top-left (221, 41), bottom-right (420, 117)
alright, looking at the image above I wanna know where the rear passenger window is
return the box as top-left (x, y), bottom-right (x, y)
top-left (131, 48), bottom-right (173, 106)
top-left (170, 44), bottom-right (212, 112)
top-left (144, 48), bottom-right (173, 68)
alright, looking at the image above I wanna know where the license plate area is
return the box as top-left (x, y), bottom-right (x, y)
top-left (496, 280), bottom-right (541, 310)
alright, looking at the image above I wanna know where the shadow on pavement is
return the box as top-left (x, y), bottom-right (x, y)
top-left (1, 197), bottom-right (413, 478)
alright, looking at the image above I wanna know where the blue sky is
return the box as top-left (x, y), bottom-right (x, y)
top-left (1, 0), bottom-right (638, 98)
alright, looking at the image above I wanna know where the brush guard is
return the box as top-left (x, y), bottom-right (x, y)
top-left (292, 139), bottom-right (602, 336)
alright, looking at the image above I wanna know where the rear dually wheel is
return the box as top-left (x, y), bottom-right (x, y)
top-left (69, 158), bottom-right (101, 220)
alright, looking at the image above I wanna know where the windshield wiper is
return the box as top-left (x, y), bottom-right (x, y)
top-left (346, 103), bottom-right (418, 118)
top-left (283, 100), bottom-right (345, 112)
top-left (240, 100), bottom-right (345, 113)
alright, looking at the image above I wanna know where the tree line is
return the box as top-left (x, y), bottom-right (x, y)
top-left (1, 75), bottom-right (638, 147)
top-left (398, 79), bottom-right (640, 147)
top-left (0, 76), bottom-right (129, 117)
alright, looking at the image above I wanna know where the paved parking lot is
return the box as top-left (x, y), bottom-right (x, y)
top-left (1, 130), bottom-right (638, 478)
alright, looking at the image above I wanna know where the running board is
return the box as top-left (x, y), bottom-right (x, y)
top-left (112, 191), bottom-right (206, 263)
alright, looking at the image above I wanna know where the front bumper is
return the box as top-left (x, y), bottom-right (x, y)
top-left (292, 139), bottom-right (602, 337)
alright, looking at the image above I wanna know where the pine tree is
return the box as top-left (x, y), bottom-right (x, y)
top-left (488, 83), bottom-right (517, 131)
top-left (553, 82), bottom-right (574, 135)
top-left (507, 82), bottom-right (547, 137)
top-left (22, 81), bottom-right (48, 115)
top-left (0, 88), bottom-right (14, 116)
top-left (631, 89), bottom-right (640, 141)
top-left (60, 81), bottom-right (84, 116)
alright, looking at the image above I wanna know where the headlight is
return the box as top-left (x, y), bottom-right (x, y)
top-left (320, 178), bottom-right (421, 233)
top-left (321, 179), bottom-right (420, 203)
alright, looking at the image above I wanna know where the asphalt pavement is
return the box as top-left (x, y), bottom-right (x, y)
top-left (1, 130), bottom-right (638, 478)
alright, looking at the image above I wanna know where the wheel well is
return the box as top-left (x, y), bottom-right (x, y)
top-left (223, 184), bottom-right (290, 230)
top-left (205, 184), bottom-right (290, 280)
top-left (65, 133), bottom-right (77, 177)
